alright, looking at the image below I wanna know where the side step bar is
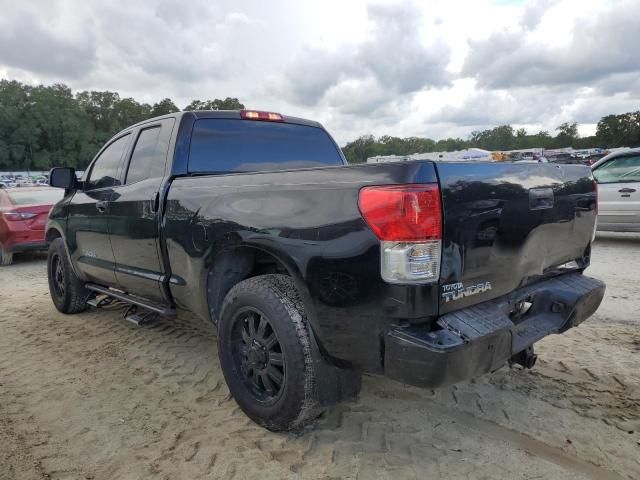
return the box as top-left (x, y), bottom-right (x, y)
top-left (85, 283), bottom-right (177, 318)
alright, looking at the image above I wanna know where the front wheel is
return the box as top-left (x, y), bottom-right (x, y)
top-left (218, 275), bottom-right (320, 431)
top-left (47, 238), bottom-right (89, 314)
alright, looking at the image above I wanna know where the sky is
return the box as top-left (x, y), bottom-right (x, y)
top-left (0, 0), bottom-right (638, 145)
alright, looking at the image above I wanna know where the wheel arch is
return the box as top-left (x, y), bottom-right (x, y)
top-left (205, 245), bottom-right (318, 333)
top-left (45, 226), bottom-right (63, 243)
top-left (45, 226), bottom-right (85, 281)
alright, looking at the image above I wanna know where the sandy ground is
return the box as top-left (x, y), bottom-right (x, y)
top-left (0, 233), bottom-right (638, 480)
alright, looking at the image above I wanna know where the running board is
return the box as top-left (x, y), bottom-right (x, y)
top-left (85, 283), bottom-right (177, 318)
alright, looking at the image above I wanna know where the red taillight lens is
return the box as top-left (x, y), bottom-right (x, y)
top-left (240, 110), bottom-right (283, 122)
top-left (358, 184), bottom-right (442, 241)
top-left (3, 211), bottom-right (37, 221)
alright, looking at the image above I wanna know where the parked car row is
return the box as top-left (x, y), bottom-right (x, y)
top-left (547, 152), bottom-right (605, 166)
top-left (0, 174), bottom-right (49, 189)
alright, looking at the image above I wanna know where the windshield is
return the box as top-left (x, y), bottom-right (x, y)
top-left (9, 189), bottom-right (64, 205)
top-left (593, 156), bottom-right (640, 184)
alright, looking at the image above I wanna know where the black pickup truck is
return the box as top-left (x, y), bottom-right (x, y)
top-left (46, 110), bottom-right (605, 431)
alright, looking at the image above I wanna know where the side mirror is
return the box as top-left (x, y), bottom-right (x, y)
top-left (49, 167), bottom-right (77, 189)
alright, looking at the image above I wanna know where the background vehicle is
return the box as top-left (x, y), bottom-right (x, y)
top-left (583, 153), bottom-right (606, 166)
top-left (592, 147), bottom-right (640, 232)
top-left (0, 187), bottom-right (64, 265)
top-left (46, 110), bottom-right (604, 431)
top-left (548, 153), bottom-right (584, 165)
top-left (0, 176), bottom-right (17, 188)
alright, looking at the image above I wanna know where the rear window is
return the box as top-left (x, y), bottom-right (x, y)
top-left (188, 119), bottom-right (343, 174)
top-left (9, 189), bottom-right (64, 205)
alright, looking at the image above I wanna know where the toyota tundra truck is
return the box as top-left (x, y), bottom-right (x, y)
top-left (46, 110), bottom-right (605, 431)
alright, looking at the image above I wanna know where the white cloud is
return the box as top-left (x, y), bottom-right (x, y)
top-left (463, 0), bottom-right (640, 89)
top-left (0, 0), bottom-right (638, 145)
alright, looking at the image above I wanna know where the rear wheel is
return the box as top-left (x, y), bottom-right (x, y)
top-left (47, 238), bottom-right (89, 314)
top-left (218, 275), bottom-right (320, 431)
top-left (0, 245), bottom-right (13, 266)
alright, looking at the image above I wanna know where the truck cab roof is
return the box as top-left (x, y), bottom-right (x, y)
top-left (123, 110), bottom-right (324, 135)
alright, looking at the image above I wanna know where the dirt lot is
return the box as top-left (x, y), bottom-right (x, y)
top-left (0, 233), bottom-right (638, 480)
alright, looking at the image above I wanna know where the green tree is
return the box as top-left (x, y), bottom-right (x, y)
top-left (0, 80), bottom-right (35, 169)
top-left (151, 98), bottom-right (179, 117)
top-left (114, 98), bottom-right (152, 128)
top-left (28, 84), bottom-right (92, 169)
top-left (342, 135), bottom-right (379, 164)
top-left (554, 122), bottom-right (579, 147)
top-left (468, 125), bottom-right (514, 150)
top-left (184, 97), bottom-right (245, 111)
top-left (596, 112), bottom-right (640, 147)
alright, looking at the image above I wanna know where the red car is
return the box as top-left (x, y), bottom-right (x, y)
top-left (0, 187), bottom-right (64, 265)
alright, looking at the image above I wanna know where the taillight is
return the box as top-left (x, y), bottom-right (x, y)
top-left (3, 211), bottom-right (37, 221)
top-left (240, 110), bottom-right (283, 122)
top-left (358, 184), bottom-right (442, 284)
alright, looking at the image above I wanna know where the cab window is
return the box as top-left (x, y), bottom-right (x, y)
top-left (86, 135), bottom-right (130, 189)
top-left (125, 127), bottom-right (163, 184)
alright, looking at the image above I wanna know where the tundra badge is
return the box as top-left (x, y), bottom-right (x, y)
top-left (441, 281), bottom-right (492, 303)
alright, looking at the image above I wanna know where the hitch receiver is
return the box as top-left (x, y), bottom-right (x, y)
top-left (510, 346), bottom-right (538, 369)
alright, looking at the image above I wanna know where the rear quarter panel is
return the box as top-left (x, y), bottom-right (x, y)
top-left (164, 162), bottom-right (439, 371)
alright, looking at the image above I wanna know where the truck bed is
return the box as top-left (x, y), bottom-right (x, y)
top-left (163, 160), bottom-right (597, 371)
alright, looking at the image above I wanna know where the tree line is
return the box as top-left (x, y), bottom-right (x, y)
top-left (1, 79), bottom-right (639, 170)
top-left (0, 80), bottom-right (244, 171)
top-left (342, 114), bottom-right (640, 164)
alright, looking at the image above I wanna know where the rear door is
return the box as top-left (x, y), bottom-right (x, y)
top-left (67, 133), bottom-right (131, 286)
top-left (592, 154), bottom-right (640, 231)
top-left (108, 118), bottom-right (175, 301)
top-left (436, 161), bottom-right (597, 313)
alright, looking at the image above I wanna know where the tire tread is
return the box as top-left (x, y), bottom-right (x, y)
top-left (48, 238), bottom-right (89, 314)
top-left (219, 274), bottom-right (321, 431)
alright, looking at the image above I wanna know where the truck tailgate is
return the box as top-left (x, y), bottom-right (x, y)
top-left (436, 162), bottom-right (597, 314)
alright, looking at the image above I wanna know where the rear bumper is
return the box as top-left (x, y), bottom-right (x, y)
top-left (1, 226), bottom-right (47, 252)
top-left (384, 273), bottom-right (605, 388)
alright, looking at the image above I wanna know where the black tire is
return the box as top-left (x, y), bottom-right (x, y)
top-left (218, 274), bottom-right (320, 431)
top-left (47, 238), bottom-right (89, 314)
top-left (0, 245), bottom-right (13, 266)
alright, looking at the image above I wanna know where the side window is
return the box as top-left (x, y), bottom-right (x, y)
top-left (86, 135), bottom-right (130, 189)
top-left (593, 156), bottom-right (640, 184)
top-left (125, 126), bottom-right (163, 184)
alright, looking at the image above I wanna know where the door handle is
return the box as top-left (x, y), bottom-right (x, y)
top-left (96, 200), bottom-right (109, 213)
top-left (618, 188), bottom-right (636, 193)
